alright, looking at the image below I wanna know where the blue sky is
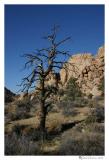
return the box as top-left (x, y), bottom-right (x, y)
top-left (5, 5), bottom-right (104, 93)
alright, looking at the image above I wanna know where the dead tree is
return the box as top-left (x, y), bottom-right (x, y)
top-left (18, 25), bottom-right (75, 141)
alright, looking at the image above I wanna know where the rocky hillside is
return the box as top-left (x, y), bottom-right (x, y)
top-left (5, 87), bottom-right (16, 103)
top-left (46, 46), bottom-right (104, 97)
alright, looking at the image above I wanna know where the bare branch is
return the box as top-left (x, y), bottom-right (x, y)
top-left (57, 50), bottom-right (71, 57)
top-left (37, 48), bottom-right (50, 53)
top-left (23, 53), bottom-right (43, 63)
top-left (56, 37), bottom-right (71, 47)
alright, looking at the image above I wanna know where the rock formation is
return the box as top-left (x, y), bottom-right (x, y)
top-left (60, 46), bottom-right (104, 97)
top-left (45, 46), bottom-right (104, 97)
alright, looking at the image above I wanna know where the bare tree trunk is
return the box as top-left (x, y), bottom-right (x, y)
top-left (40, 101), bottom-right (46, 141)
top-left (39, 78), bottom-right (47, 142)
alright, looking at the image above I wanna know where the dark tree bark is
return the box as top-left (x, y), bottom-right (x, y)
top-left (39, 78), bottom-right (47, 141)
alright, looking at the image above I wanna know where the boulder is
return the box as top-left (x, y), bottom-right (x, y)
top-left (91, 86), bottom-right (102, 97)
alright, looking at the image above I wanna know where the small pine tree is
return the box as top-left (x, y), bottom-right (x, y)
top-left (64, 77), bottom-right (82, 101)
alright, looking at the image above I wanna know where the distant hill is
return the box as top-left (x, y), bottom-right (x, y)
top-left (5, 87), bottom-right (16, 103)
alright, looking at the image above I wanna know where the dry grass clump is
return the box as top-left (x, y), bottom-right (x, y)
top-left (84, 123), bottom-right (104, 133)
top-left (5, 98), bottom-right (32, 122)
top-left (73, 121), bottom-right (104, 134)
top-left (46, 113), bottom-right (66, 133)
top-left (59, 129), bottom-right (104, 155)
top-left (58, 100), bottom-right (77, 116)
top-left (5, 132), bottom-right (41, 155)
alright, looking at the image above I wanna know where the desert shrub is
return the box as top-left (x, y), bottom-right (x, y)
top-left (58, 88), bottom-right (65, 96)
top-left (95, 107), bottom-right (104, 122)
top-left (87, 100), bottom-right (95, 108)
top-left (73, 123), bottom-right (85, 132)
top-left (63, 103), bottom-right (78, 116)
top-left (12, 125), bottom-right (44, 141)
top-left (13, 98), bottom-right (34, 120)
top-left (87, 98), bottom-right (103, 108)
top-left (85, 112), bottom-right (97, 124)
top-left (64, 77), bottom-right (83, 101)
top-left (85, 107), bottom-right (104, 124)
top-left (6, 108), bottom-right (31, 121)
top-left (73, 97), bottom-right (89, 107)
top-left (88, 93), bottom-right (93, 99)
top-left (5, 132), bottom-right (41, 155)
top-left (16, 98), bottom-right (32, 112)
top-left (15, 107), bottom-right (31, 120)
top-left (5, 112), bottom-right (17, 121)
top-left (58, 97), bottom-right (88, 116)
top-left (58, 100), bottom-right (77, 116)
top-left (73, 121), bottom-right (104, 134)
top-left (98, 77), bottom-right (104, 96)
top-left (59, 131), bottom-right (104, 155)
top-left (5, 99), bottom-right (33, 122)
top-left (25, 128), bottom-right (43, 141)
top-left (84, 123), bottom-right (104, 133)
top-left (12, 125), bottom-right (26, 136)
top-left (86, 98), bottom-right (104, 123)
top-left (48, 103), bottom-right (59, 113)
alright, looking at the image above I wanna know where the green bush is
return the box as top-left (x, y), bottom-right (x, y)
top-left (98, 77), bottom-right (104, 96)
top-left (64, 77), bottom-right (82, 101)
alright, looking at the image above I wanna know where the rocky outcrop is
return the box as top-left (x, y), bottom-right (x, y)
top-left (60, 46), bottom-right (104, 97)
top-left (29, 46), bottom-right (104, 98)
top-left (60, 53), bottom-right (93, 84)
